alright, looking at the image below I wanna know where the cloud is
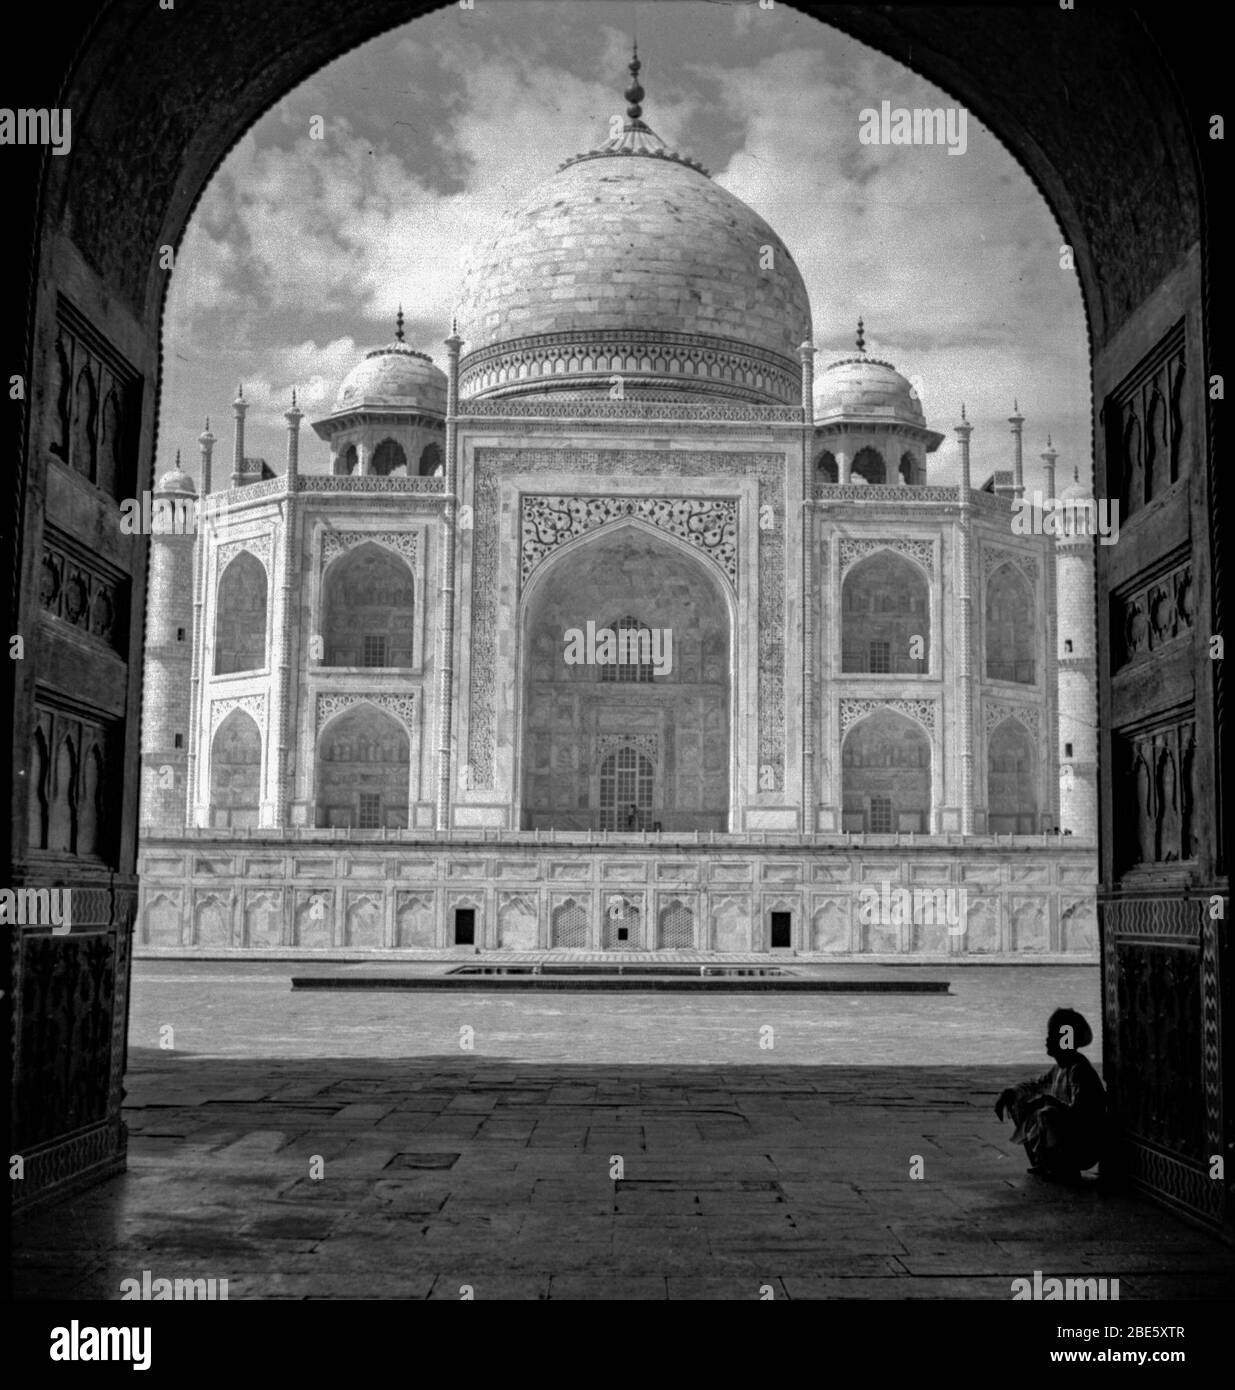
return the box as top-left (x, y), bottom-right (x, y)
top-left (157, 3), bottom-right (1090, 484)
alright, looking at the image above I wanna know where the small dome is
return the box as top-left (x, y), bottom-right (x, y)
top-left (1061, 471), bottom-right (1091, 501)
top-left (334, 341), bottom-right (447, 414)
top-left (815, 353), bottom-right (925, 429)
top-left (155, 467), bottom-right (197, 497)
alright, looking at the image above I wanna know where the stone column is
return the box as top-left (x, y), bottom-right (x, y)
top-left (955, 407), bottom-right (976, 834)
top-left (436, 324), bottom-right (463, 829)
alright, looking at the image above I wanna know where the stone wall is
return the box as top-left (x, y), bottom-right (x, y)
top-left (136, 834), bottom-right (1098, 958)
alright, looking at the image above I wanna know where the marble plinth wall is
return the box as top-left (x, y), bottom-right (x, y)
top-left (136, 838), bottom-right (1097, 956)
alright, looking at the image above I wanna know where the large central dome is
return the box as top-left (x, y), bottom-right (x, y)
top-left (456, 54), bottom-right (812, 406)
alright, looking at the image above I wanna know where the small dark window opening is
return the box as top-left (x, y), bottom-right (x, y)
top-left (454, 908), bottom-right (476, 946)
top-left (1064, 639), bottom-right (1073, 653)
top-left (173, 733), bottom-right (183, 749)
top-left (1064, 742), bottom-right (1073, 758)
top-left (176, 627), bottom-right (186, 642)
top-left (770, 911), bottom-right (792, 949)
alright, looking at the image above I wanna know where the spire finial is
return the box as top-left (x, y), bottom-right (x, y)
top-left (291, 387), bottom-right (298, 408)
top-left (204, 416), bottom-right (210, 432)
top-left (175, 448), bottom-right (181, 468)
top-left (395, 304), bottom-right (405, 342)
top-left (625, 42), bottom-right (645, 121)
top-left (961, 402), bottom-right (967, 421)
top-left (856, 317), bottom-right (866, 354)
top-left (1046, 432), bottom-right (1053, 447)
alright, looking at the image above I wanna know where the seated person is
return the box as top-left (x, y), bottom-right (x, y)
top-left (995, 1007), bottom-right (1106, 1180)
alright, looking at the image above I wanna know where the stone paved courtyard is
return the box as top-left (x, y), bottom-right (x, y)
top-left (13, 962), bottom-right (1234, 1300)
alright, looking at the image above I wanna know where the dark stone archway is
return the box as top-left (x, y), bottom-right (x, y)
top-left (4, 2), bottom-right (1227, 1235)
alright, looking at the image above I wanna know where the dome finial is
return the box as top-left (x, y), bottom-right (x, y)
top-left (856, 317), bottom-right (866, 354)
top-left (625, 42), bottom-right (645, 121)
top-left (961, 401), bottom-right (967, 421)
top-left (175, 448), bottom-right (181, 467)
top-left (395, 304), bottom-right (405, 342)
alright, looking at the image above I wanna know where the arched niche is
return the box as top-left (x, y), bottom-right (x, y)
top-left (519, 524), bottom-right (730, 832)
top-left (49, 733), bottom-right (78, 852)
top-left (314, 704), bottom-right (410, 829)
top-left (371, 438), bottom-right (407, 476)
top-left (987, 717), bottom-right (1039, 834)
top-left (337, 443), bottom-right (358, 476)
top-left (816, 450), bottom-right (838, 483)
top-left (321, 542), bottom-right (414, 668)
top-left (72, 366), bottom-right (97, 482)
top-left (841, 550), bottom-right (930, 674)
top-left (418, 441), bottom-right (443, 477)
top-left (78, 743), bottom-right (106, 858)
top-left (27, 728), bottom-right (49, 851)
top-left (985, 563), bottom-right (1036, 683)
top-left (210, 708), bottom-right (261, 828)
top-left (899, 451), bottom-right (916, 484)
top-left (214, 550), bottom-right (267, 675)
top-left (841, 709), bottom-right (931, 833)
top-left (851, 446), bottom-right (886, 485)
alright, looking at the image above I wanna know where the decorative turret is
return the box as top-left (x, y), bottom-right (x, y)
top-left (812, 320), bottom-right (945, 485)
top-left (311, 310), bottom-right (447, 477)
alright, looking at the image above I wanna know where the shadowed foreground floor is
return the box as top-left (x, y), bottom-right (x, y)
top-left (14, 1056), bottom-right (1234, 1300)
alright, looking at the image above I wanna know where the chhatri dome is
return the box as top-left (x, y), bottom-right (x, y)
top-left (332, 307), bottom-right (447, 414)
top-left (814, 319), bottom-right (928, 430)
top-left (155, 451), bottom-right (197, 497)
top-left (456, 49), bottom-right (813, 406)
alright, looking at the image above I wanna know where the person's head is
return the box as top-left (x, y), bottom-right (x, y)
top-left (1045, 1007), bottom-right (1092, 1059)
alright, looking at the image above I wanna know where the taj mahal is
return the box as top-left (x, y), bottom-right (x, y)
top-left (136, 53), bottom-right (1099, 957)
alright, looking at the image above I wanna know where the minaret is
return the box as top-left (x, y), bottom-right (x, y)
top-left (1055, 456), bottom-right (1098, 839)
top-left (955, 405), bottom-right (976, 834)
top-left (284, 390), bottom-right (302, 480)
top-left (141, 453), bottom-right (197, 831)
top-left (1009, 399), bottom-right (1025, 501)
top-left (198, 417), bottom-right (215, 496)
top-left (799, 338), bottom-right (817, 820)
top-left (272, 390), bottom-right (303, 828)
top-left (437, 317), bottom-right (464, 829)
top-left (1041, 436), bottom-right (1061, 834)
top-left (231, 385), bottom-right (247, 487)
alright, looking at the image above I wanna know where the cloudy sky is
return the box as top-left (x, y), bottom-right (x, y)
top-left (158, 0), bottom-right (1091, 492)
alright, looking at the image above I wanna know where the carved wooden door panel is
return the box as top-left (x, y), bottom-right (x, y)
top-left (10, 271), bottom-right (154, 1211)
top-left (1095, 256), bottom-right (1229, 1236)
